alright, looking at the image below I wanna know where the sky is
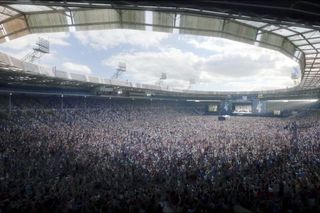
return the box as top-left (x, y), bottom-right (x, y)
top-left (0, 29), bottom-right (300, 91)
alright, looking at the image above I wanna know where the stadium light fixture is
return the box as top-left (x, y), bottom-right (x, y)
top-left (112, 62), bottom-right (126, 79)
top-left (22, 37), bottom-right (50, 63)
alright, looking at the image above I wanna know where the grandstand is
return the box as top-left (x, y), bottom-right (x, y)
top-left (0, 1), bottom-right (320, 213)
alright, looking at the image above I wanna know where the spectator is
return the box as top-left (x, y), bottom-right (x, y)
top-left (0, 95), bottom-right (319, 212)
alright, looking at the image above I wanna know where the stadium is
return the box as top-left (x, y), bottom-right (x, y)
top-left (0, 1), bottom-right (320, 212)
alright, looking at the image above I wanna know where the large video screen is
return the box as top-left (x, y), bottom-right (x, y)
top-left (208, 104), bottom-right (218, 112)
top-left (234, 104), bottom-right (252, 113)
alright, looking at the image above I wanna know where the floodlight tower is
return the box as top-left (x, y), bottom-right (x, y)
top-left (158, 72), bottom-right (167, 86)
top-left (22, 37), bottom-right (50, 63)
top-left (112, 62), bottom-right (126, 79)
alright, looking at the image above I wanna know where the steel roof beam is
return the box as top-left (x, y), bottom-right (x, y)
top-left (0, 0), bottom-right (319, 29)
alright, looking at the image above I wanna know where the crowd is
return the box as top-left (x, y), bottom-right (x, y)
top-left (0, 95), bottom-right (320, 213)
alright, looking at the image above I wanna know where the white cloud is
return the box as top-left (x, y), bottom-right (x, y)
top-left (62, 62), bottom-right (92, 75)
top-left (185, 36), bottom-right (298, 68)
top-left (73, 29), bottom-right (169, 49)
top-left (47, 33), bottom-right (70, 46)
top-left (103, 48), bottom-right (201, 85)
top-left (0, 32), bottom-right (70, 65)
top-left (0, 29), bottom-right (301, 91)
top-left (0, 32), bottom-right (70, 51)
top-left (102, 38), bottom-right (299, 91)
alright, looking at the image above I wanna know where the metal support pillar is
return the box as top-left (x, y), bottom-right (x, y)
top-left (61, 94), bottom-right (64, 110)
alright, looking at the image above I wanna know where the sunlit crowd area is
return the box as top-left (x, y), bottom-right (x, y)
top-left (0, 96), bottom-right (320, 213)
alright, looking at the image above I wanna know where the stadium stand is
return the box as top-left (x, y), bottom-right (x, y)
top-left (0, 1), bottom-right (320, 213)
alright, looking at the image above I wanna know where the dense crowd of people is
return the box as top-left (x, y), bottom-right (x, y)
top-left (0, 95), bottom-right (320, 213)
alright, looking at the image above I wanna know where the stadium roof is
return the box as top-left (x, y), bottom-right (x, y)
top-left (1, 1), bottom-right (320, 28)
top-left (0, 1), bottom-right (320, 89)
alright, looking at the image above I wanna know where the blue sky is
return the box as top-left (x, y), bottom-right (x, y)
top-left (0, 29), bottom-right (300, 91)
